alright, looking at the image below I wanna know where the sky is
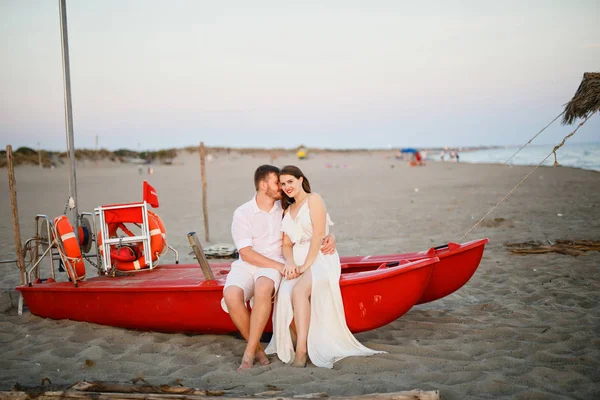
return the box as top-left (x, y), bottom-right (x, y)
top-left (1, 0), bottom-right (599, 151)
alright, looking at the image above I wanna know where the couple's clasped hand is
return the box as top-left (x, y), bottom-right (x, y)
top-left (281, 235), bottom-right (336, 280)
top-left (282, 262), bottom-right (304, 280)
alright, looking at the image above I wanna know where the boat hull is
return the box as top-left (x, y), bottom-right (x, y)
top-left (17, 257), bottom-right (438, 334)
top-left (339, 238), bottom-right (488, 304)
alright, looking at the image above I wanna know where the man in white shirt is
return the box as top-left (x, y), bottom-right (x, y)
top-left (223, 165), bottom-right (335, 370)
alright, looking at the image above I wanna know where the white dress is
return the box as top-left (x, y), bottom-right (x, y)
top-left (265, 199), bottom-right (384, 368)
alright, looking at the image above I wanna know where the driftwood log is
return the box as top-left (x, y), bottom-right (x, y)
top-left (0, 391), bottom-right (440, 400)
top-left (505, 240), bottom-right (600, 256)
top-left (0, 380), bottom-right (440, 400)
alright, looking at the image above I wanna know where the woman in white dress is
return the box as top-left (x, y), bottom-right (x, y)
top-left (265, 165), bottom-right (384, 368)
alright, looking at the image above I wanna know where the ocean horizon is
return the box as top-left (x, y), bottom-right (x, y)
top-left (430, 142), bottom-right (600, 172)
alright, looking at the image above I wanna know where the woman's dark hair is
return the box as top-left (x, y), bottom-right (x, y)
top-left (254, 165), bottom-right (280, 191)
top-left (279, 165), bottom-right (311, 211)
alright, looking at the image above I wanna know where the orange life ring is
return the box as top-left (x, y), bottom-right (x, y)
top-left (53, 215), bottom-right (86, 281)
top-left (114, 213), bottom-right (165, 271)
top-left (148, 210), bottom-right (167, 249)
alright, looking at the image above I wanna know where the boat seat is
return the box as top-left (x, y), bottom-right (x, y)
top-left (377, 259), bottom-right (410, 270)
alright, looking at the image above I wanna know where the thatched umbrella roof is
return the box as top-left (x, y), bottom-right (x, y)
top-left (563, 72), bottom-right (600, 124)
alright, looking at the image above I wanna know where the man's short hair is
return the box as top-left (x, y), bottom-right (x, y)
top-left (254, 165), bottom-right (280, 190)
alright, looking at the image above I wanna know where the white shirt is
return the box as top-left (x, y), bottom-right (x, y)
top-left (231, 196), bottom-right (285, 268)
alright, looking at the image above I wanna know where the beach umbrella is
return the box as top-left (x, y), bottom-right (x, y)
top-left (400, 148), bottom-right (419, 154)
top-left (563, 72), bottom-right (600, 125)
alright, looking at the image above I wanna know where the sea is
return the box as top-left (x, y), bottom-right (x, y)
top-left (431, 142), bottom-right (600, 172)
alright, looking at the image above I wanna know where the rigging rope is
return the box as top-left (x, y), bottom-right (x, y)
top-left (502, 110), bottom-right (566, 165)
top-left (459, 111), bottom-right (596, 242)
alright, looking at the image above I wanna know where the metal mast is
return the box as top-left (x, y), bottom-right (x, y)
top-left (58, 0), bottom-right (79, 233)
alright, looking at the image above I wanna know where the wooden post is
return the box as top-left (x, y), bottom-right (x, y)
top-left (6, 145), bottom-right (26, 285)
top-left (187, 232), bottom-right (215, 280)
top-left (199, 142), bottom-right (209, 242)
top-left (37, 142), bottom-right (42, 168)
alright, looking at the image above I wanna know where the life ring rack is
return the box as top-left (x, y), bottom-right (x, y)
top-left (97, 211), bottom-right (168, 272)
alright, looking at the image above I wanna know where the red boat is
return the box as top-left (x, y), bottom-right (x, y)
top-left (16, 239), bottom-right (487, 334)
top-left (17, 257), bottom-right (437, 334)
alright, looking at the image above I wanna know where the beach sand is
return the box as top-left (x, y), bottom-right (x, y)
top-left (0, 151), bottom-right (599, 399)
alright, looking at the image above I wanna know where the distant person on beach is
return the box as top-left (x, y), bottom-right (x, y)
top-left (265, 165), bottom-right (384, 368)
top-left (222, 165), bottom-right (336, 371)
top-left (450, 149), bottom-right (459, 162)
top-left (414, 151), bottom-right (424, 165)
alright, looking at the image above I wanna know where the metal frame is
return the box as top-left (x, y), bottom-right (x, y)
top-left (20, 208), bottom-right (176, 284)
top-left (23, 214), bottom-right (76, 286)
top-left (167, 244), bottom-right (180, 264)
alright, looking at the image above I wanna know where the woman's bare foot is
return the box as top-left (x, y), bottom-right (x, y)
top-left (292, 352), bottom-right (308, 368)
top-left (290, 328), bottom-right (297, 348)
top-left (237, 353), bottom-right (254, 371)
top-left (256, 350), bottom-right (270, 366)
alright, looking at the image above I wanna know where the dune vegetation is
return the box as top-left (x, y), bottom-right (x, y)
top-left (0, 147), bottom-right (179, 168)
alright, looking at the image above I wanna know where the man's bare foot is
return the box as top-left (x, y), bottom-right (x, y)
top-left (256, 350), bottom-right (270, 366)
top-left (292, 352), bottom-right (308, 368)
top-left (237, 353), bottom-right (254, 371)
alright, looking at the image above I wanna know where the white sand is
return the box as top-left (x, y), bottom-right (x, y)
top-left (0, 151), bottom-right (599, 399)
